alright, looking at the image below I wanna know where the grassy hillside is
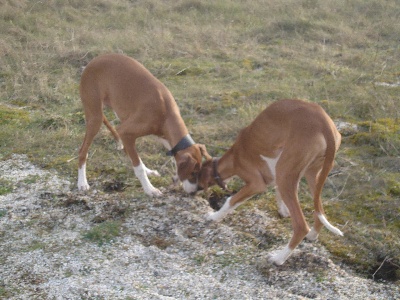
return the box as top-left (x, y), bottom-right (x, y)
top-left (1, 0), bottom-right (399, 281)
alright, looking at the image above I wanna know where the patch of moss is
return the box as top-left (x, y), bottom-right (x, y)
top-left (0, 105), bottom-right (30, 125)
top-left (0, 179), bottom-right (13, 195)
top-left (82, 221), bottom-right (121, 246)
top-left (349, 118), bottom-right (400, 156)
top-left (386, 176), bottom-right (400, 197)
top-left (26, 240), bottom-right (46, 252)
top-left (0, 209), bottom-right (7, 218)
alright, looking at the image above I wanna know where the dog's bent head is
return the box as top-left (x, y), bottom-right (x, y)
top-left (196, 158), bottom-right (215, 192)
top-left (175, 144), bottom-right (211, 193)
top-left (197, 157), bottom-right (228, 192)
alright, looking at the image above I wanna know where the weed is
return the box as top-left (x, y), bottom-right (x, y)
top-left (0, 179), bottom-right (13, 195)
top-left (82, 221), bottom-right (121, 246)
top-left (26, 241), bottom-right (46, 252)
top-left (23, 175), bottom-right (40, 185)
top-left (0, 286), bottom-right (10, 298)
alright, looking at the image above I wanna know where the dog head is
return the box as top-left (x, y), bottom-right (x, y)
top-left (197, 157), bottom-right (228, 192)
top-left (197, 158), bottom-right (215, 191)
top-left (175, 144), bottom-right (211, 193)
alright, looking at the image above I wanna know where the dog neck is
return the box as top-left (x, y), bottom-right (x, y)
top-left (162, 107), bottom-right (191, 151)
top-left (214, 149), bottom-right (235, 183)
top-left (212, 158), bottom-right (227, 189)
top-left (166, 134), bottom-right (195, 156)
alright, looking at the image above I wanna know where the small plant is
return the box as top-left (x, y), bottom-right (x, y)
top-left (0, 179), bottom-right (13, 195)
top-left (0, 287), bottom-right (9, 298)
top-left (82, 221), bottom-right (121, 246)
top-left (26, 240), bottom-right (46, 252)
top-left (23, 175), bottom-right (40, 185)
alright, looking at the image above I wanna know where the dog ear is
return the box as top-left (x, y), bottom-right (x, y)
top-left (198, 144), bottom-right (212, 161)
top-left (176, 153), bottom-right (198, 181)
top-left (197, 159), bottom-right (213, 191)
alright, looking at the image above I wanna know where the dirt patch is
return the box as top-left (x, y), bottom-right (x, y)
top-left (1, 154), bottom-right (399, 299)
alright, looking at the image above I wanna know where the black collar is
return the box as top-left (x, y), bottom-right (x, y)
top-left (166, 134), bottom-right (195, 156)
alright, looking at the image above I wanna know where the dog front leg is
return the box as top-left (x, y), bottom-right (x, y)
top-left (206, 182), bottom-right (265, 222)
top-left (119, 130), bottom-right (162, 197)
top-left (77, 161), bottom-right (90, 191)
top-left (268, 176), bottom-right (310, 265)
top-left (143, 164), bottom-right (161, 177)
top-left (206, 196), bottom-right (239, 222)
top-left (133, 159), bottom-right (162, 197)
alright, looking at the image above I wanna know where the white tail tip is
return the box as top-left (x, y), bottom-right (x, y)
top-left (317, 213), bottom-right (343, 236)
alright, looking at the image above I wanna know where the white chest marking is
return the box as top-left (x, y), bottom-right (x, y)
top-left (260, 151), bottom-right (282, 184)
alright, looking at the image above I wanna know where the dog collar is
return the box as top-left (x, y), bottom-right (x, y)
top-left (166, 134), bottom-right (195, 156)
top-left (213, 158), bottom-right (227, 190)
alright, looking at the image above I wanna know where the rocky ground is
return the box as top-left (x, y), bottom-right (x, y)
top-left (1, 154), bottom-right (399, 299)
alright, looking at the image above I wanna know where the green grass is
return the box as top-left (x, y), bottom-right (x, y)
top-left (0, 209), bottom-right (7, 218)
top-left (82, 221), bottom-right (121, 246)
top-left (0, 0), bottom-right (399, 281)
top-left (0, 179), bottom-right (13, 196)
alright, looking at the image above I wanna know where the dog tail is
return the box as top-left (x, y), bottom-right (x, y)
top-left (102, 114), bottom-right (123, 149)
top-left (313, 120), bottom-right (343, 236)
top-left (317, 213), bottom-right (343, 236)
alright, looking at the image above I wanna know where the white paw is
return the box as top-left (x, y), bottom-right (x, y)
top-left (267, 253), bottom-right (287, 266)
top-left (145, 169), bottom-right (160, 177)
top-left (277, 198), bottom-right (290, 218)
top-left (278, 206), bottom-right (290, 218)
top-left (77, 180), bottom-right (90, 191)
top-left (267, 246), bottom-right (292, 266)
top-left (205, 211), bottom-right (222, 222)
top-left (144, 187), bottom-right (163, 197)
top-left (78, 166), bottom-right (89, 191)
top-left (116, 141), bottom-right (124, 151)
top-left (305, 227), bottom-right (319, 241)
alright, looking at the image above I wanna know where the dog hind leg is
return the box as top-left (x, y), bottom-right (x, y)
top-left (304, 166), bottom-right (325, 240)
top-left (78, 115), bottom-right (103, 191)
top-left (304, 162), bottom-right (343, 240)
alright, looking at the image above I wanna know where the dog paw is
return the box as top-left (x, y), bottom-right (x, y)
top-left (305, 227), bottom-right (319, 241)
top-left (267, 246), bottom-right (292, 266)
top-left (145, 187), bottom-right (163, 197)
top-left (277, 205), bottom-right (290, 218)
top-left (116, 140), bottom-right (124, 151)
top-left (145, 169), bottom-right (161, 177)
top-left (205, 211), bottom-right (216, 221)
top-left (205, 211), bottom-right (223, 222)
top-left (77, 181), bottom-right (90, 191)
top-left (267, 254), bottom-right (286, 266)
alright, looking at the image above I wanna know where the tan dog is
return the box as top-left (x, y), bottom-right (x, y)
top-left (77, 53), bottom-right (211, 196)
top-left (198, 99), bottom-right (343, 265)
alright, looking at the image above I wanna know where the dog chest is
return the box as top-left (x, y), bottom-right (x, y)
top-left (260, 151), bottom-right (282, 184)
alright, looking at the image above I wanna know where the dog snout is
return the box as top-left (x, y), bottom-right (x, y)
top-left (182, 179), bottom-right (198, 194)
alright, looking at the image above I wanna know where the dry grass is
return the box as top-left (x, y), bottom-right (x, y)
top-left (0, 0), bottom-right (399, 281)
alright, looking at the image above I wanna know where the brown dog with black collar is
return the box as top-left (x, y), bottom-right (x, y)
top-left (77, 53), bottom-right (211, 196)
top-left (198, 99), bottom-right (343, 265)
